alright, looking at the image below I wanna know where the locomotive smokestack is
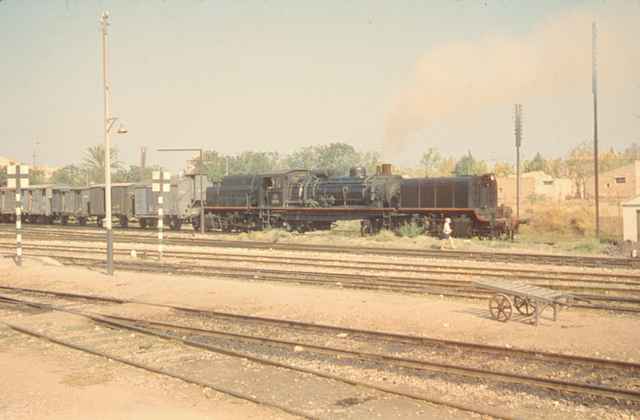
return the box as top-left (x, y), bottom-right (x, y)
top-left (381, 163), bottom-right (392, 176)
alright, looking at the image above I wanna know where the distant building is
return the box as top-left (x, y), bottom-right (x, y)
top-left (497, 171), bottom-right (573, 208)
top-left (585, 161), bottom-right (640, 201)
top-left (622, 196), bottom-right (640, 243)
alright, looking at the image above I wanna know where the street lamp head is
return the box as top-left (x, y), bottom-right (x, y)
top-left (116, 124), bottom-right (128, 134)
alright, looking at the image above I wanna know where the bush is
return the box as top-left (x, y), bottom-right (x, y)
top-left (397, 222), bottom-right (424, 238)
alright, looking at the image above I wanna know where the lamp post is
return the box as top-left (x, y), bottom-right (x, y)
top-left (101, 12), bottom-right (128, 275)
top-left (157, 148), bottom-right (206, 234)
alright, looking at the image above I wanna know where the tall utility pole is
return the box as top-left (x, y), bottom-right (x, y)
top-left (101, 11), bottom-right (114, 275)
top-left (592, 21), bottom-right (600, 238)
top-left (514, 104), bottom-right (523, 221)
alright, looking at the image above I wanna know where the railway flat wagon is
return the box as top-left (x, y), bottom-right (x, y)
top-left (88, 183), bottom-right (135, 227)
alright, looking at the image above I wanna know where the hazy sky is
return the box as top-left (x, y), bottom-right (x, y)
top-left (1, 0), bottom-right (639, 171)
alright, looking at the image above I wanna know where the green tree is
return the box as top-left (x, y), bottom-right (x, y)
top-left (113, 165), bottom-right (162, 183)
top-left (286, 146), bottom-right (318, 170)
top-left (82, 144), bottom-right (123, 184)
top-left (50, 165), bottom-right (86, 187)
top-left (523, 152), bottom-right (545, 173)
top-left (420, 148), bottom-right (442, 177)
top-left (315, 143), bottom-right (362, 175)
top-left (453, 152), bottom-right (488, 176)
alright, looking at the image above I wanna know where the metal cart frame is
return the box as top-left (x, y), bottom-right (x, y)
top-left (473, 279), bottom-right (575, 325)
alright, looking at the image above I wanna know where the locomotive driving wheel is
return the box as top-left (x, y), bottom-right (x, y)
top-left (489, 294), bottom-right (513, 322)
top-left (514, 296), bottom-right (536, 316)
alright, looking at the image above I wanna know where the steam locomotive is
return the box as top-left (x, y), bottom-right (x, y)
top-left (197, 164), bottom-right (514, 238)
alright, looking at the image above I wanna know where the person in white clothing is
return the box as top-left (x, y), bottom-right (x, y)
top-left (440, 217), bottom-right (455, 250)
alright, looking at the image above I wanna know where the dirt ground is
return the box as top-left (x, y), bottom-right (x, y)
top-left (1, 255), bottom-right (639, 419)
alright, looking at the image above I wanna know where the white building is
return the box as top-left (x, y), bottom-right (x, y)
top-left (622, 196), bottom-right (640, 242)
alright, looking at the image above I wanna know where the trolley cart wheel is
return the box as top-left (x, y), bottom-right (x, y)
top-left (489, 294), bottom-right (513, 322)
top-left (514, 295), bottom-right (536, 316)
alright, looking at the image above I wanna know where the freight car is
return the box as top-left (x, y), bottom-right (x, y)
top-left (0, 176), bottom-right (196, 230)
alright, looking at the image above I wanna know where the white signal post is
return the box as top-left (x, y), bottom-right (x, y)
top-left (153, 171), bottom-right (171, 259)
top-left (7, 164), bottom-right (29, 266)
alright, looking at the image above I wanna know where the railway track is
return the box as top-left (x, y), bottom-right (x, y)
top-left (1, 287), bottom-right (639, 417)
top-left (0, 224), bottom-right (637, 269)
top-left (0, 292), bottom-right (510, 419)
top-left (3, 242), bottom-right (640, 313)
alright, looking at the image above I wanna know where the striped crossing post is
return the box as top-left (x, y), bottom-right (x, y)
top-left (7, 164), bottom-right (29, 266)
top-left (152, 171), bottom-right (170, 259)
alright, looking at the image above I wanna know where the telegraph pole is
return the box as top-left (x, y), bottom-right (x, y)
top-left (514, 104), bottom-right (523, 221)
top-left (592, 21), bottom-right (600, 238)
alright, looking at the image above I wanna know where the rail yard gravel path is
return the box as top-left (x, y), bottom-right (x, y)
top-left (1, 255), bottom-right (640, 418)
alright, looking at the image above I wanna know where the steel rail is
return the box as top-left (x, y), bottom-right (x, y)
top-left (2, 242), bottom-right (639, 286)
top-left (2, 322), bottom-right (315, 420)
top-left (6, 251), bottom-right (639, 311)
top-left (0, 294), bottom-right (513, 419)
top-left (0, 225), bottom-right (636, 269)
top-left (2, 285), bottom-right (639, 369)
top-left (3, 292), bottom-right (640, 407)
top-left (101, 313), bottom-right (640, 403)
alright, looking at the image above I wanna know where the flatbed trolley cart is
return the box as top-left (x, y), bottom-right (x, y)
top-left (473, 279), bottom-right (577, 325)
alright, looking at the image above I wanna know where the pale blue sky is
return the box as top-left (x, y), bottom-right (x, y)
top-left (1, 0), bottom-right (638, 171)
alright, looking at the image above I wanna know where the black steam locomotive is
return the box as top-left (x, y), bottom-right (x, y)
top-left (196, 164), bottom-right (514, 238)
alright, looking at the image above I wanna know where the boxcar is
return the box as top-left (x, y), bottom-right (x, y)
top-left (88, 183), bottom-right (135, 227)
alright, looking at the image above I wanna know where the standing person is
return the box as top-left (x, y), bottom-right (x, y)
top-left (441, 217), bottom-right (455, 250)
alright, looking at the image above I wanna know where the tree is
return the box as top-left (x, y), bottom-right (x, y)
top-left (113, 165), bottom-right (162, 183)
top-left (436, 157), bottom-right (456, 176)
top-left (453, 152), bottom-right (488, 176)
top-left (565, 141), bottom-right (592, 198)
top-left (493, 162), bottom-right (514, 177)
top-left (523, 152), bottom-right (545, 173)
top-left (82, 144), bottom-right (123, 184)
top-left (50, 165), bottom-right (86, 187)
top-left (286, 146), bottom-right (319, 170)
top-left (315, 143), bottom-right (362, 175)
top-left (543, 158), bottom-right (567, 178)
top-left (29, 167), bottom-right (47, 185)
top-left (420, 148), bottom-right (441, 177)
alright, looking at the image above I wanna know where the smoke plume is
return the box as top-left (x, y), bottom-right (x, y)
top-left (383, 11), bottom-right (640, 156)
